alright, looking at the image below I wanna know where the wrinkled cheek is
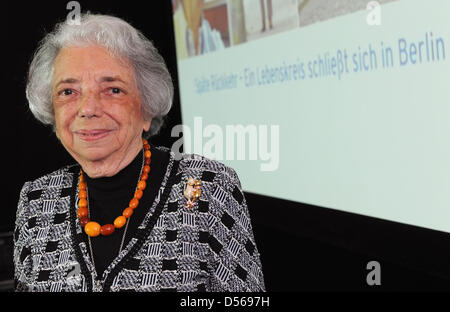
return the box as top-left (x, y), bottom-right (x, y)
top-left (54, 108), bottom-right (74, 145)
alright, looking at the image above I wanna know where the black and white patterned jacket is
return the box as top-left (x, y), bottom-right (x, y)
top-left (13, 147), bottom-right (265, 292)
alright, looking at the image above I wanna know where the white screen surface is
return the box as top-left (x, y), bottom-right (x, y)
top-left (172, 0), bottom-right (450, 233)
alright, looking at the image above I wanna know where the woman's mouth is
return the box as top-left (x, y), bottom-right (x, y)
top-left (75, 129), bottom-right (113, 141)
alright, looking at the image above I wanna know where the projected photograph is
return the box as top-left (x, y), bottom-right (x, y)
top-left (238, 0), bottom-right (301, 43)
top-left (298, 0), bottom-right (398, 27)
top-left (172, 0), bottom-right (230, 59)
top-left (172, 0), bottom-right (403, 60)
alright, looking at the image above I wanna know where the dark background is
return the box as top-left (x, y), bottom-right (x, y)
top-left (2, 1), bottom-right (450, 292)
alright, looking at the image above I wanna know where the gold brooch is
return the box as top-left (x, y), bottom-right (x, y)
top-left (184, 177), bottom-right (202, 209)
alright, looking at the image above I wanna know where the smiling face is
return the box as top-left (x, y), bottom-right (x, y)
top-left (52, 45), bottom-right (151, 177)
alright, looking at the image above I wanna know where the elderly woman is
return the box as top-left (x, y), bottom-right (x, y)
top-left (14, 13), bottom-right (265, 292)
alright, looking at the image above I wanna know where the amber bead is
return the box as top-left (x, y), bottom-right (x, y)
top-left (80, 216), bottom-right (90, 227)
top-left (85, 221), bottom-right (101, 237)
top-left (144, 143), bottom-right (150, 150)
top-left (145, 158), bottom-right (151, 165)
top-left (129, 197), bottom-right (139, 209)
top-left (79, 182), bottom-right (87, 191)
top-left (144, 150), bottom-right (151, 159)
top-left (123, 207), bottom-right (134, 218)
top-left (141, 172), bottom-right (148, 181)
top-left (100, 224), bottom-right (115, 236)
top-left (129, 198), bottom-right (139, 209)
top-left (77, 207), bottom-right (88, 218)
top-left (137, 180), bottom-right (146, 191)
top-left (143, 165), bottom-right (151, 174)
top-left (134, 190), bottom-right (143, 199)
top-left (78, 190), bottom-right (87, 199)
top-left (142, 138), bottom-right (148, 145)
top-left (78, 198), bottom-right (88, 208)
top-left (114, 216), bottom-right (127, 228)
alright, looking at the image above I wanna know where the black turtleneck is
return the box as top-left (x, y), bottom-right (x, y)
top-left (81, 143), bottom-right (170, 278)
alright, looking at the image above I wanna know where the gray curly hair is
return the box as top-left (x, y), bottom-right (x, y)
top-left (26, 13), bottom-right (174, 137)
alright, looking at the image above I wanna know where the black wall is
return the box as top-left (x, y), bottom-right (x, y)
top-left (3, 1), bottom-right (450, 291)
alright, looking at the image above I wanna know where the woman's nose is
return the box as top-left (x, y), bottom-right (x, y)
top-left (78, 91), bottom-right (102, 118)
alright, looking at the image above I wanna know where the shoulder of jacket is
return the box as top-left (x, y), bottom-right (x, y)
top-left (173, 150), bottom-right (239, 182)
top-left (22, 164), bottom-right (78, 193)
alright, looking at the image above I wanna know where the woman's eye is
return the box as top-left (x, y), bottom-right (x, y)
top-left (111, 87), bottom-right (121, 94)
top-left (60, 89), bottom-right (73, 96)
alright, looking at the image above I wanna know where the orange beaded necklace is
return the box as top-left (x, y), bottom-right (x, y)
top-left (77, 138), bottom-right (151, 237)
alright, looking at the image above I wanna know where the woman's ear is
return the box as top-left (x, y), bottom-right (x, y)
top-left (143, 118), bottom-right (151, 132)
